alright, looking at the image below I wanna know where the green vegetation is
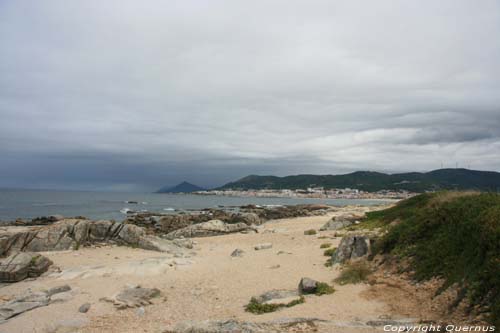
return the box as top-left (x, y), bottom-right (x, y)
top-left (304, 229), bottom-right (317, 235)
top-left (324, 259), bottom-right (332, 267)
top-left (218, 169), bottom-right (500, 192)
top-left (315, 282), bottom-right (335, 295)
top-left (320, 242), bottom-right (332, 249)
top-left (245, 296), bottom-right (305, 314)
top-left (334, 261), bottom-right (372, 285)
top-left (323, 247), bottom-right (336, 257)
top-left (369, 191), bottom-right (500, 326)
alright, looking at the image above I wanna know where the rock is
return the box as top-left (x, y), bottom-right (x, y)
top-left (298, 277), bottom-right (318, 294)
top-left (228, 212), bottom-right (261, 225)
top-left (78, 302), bottom-right (91, 313)
top-left (332, 235), bottom-right (369, 264)
top-left (0, 252), bottom-right (53, 282)
top-left (168, 318), bottom-right (321, 333)
top-left (254, 243), bottom-right (272, 251)
top-left (0, 290), bottom-right (50, 321)
top-left (50, 291), bottom-right (73, 303)
top-left (111, 286), bottom-right (161, 309)
top-left (230, 249), bottom-right (244, 257)
top-left (319, 214), bottom-right (362, 231)
top-left (47, 285), bottom-right (71, 296)
top-left (165, 220), bottom-right (256, 239)
top-left (253, 289), bottom-right (301, 305)
top-left (136, 306), bottom-right (145, 316)
top-left (0, 219), bottom-right (191, 256)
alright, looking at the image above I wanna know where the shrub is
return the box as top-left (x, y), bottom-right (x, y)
top-left (334, 261), bottom-right (372, 285)
top-left (304, 229), bottom-right (317, 235)
top-left (245, 296), bottom-right (305, 314)
top-left (315, 282), bottom-right (335, 295)
top-left (320, 242), bottom-right (332, 249)
top-left (323, 247), bottom-right (336, 257)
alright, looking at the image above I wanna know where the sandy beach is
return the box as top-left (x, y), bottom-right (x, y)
top-left (0, 206), bottom-right (415, 333)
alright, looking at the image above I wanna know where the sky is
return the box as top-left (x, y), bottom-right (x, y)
top-left (1, 0), bottom-right (500, 191)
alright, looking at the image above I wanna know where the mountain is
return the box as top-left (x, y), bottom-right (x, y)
top-left (218, 169), bottom-right (500, 192)
top-left (157, 181), bottom-right (205, 193)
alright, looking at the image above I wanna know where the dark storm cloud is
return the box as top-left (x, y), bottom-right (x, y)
top-left (1, 0), bottom-right (500, 190)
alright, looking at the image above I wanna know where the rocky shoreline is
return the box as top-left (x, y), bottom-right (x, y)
top-left (0, 200), bottom-right (489, 333)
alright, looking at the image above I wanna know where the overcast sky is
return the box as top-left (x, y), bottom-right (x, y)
top-left (1, 1), bottom-right (500, 191)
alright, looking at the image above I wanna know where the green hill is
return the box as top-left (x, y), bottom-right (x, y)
top-left (363, 192), bottom-right (500, 325)
top-left (219, 169), bottom-right (500, 192)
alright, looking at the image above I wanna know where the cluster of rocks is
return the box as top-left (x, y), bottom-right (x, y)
top-left (125, 204), bottom-right (333, 237)
top-left (164, 220), bottom-right (256, 239)
top-left (0, 219), bottom-right (191, 258)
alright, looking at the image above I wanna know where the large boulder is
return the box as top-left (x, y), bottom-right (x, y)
top-left (319, 214), bottom-right (362, 231)
top-left (0, 252), bottom-right (53, 282)
top-left (165, 220), bottom-right (255, 239)
top-left (332, 235), bottom-right (369, 264)
top-left (103, 286), bottom-right (161, 309)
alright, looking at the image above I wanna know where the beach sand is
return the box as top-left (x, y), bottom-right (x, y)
top-left (0, 208), bottom-right (401, 333)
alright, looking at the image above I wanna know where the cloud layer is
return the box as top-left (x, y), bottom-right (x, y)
top-left (1, 1), bottom-right (500, 190)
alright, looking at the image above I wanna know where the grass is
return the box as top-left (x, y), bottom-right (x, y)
top-left (315, 282), bottom-right (335, 295)
top-left (370, 191), bottom-right (500, 326)
top-left (320, 242), bottom-right (332, 249)
top-left (304, 229), bottom-right (317, 235)
top-left (334, 261), bottom-right (372, 285)
top-left (323, 247), bottom-right (336, 257)
top-left (245, 296), bottom-right (305, 314)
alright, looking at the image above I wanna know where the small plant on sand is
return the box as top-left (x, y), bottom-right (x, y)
top-left (320, 242), bottom-right (332, 249)
top-left (334, 261), bottom-right (372, 285)
top-left (245, 296), bottom-right (305, 314)
top-left (324, 258), bottom-right (333, 267)
top-left (304, 229), bottom-right (317, 235)
top-left (315, 282), bottom-right (335, 295)
top-left (323, 247), bottom-right (336, 257)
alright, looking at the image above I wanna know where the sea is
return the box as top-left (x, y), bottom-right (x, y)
top-left (0, 189), bottom-right (393, 222)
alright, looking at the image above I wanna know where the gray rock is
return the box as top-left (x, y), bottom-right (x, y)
top-left (0, 291), bottom-right (50, 320)
top-left (254, 243), bottom-right (272, 251)
top-left (78, 302), bottom-right (91, 313)
top-left (47, 284), bottom-right (71, 296)
top-left (230, 249), bottom-right (244, 257)
top-left (253, 289), bottom-right (301, 305)
top-left (165, 220), bottom-right (255, 239)
top-left (332, 236), bottom-right (369, 264)
top-left (229, 212), bottom-right (261, 225)
top-left (136, 306), bottom-right (145, 317)
top-left (0, 252), bottom-right (53, 282)
top-left (111, 286), bottom-right (161, 309)
top-left (298, 277), bottom-right (318, 294)
top-left (169, 318), bottom-right (321, 333)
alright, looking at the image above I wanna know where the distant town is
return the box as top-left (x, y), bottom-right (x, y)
top-left (192, 187), bottom-right (416, 200)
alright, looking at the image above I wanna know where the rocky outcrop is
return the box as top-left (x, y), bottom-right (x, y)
top-left (0, 252), bottom-right (53, 282)
top-left (102, 286), bottom-right (161, 309)
top-left (253, 289), bottom-right (301, 305)
top-left (319, 213), bottom-right (363, 231)
top-left (0, 219), bottom-right (192, 256)
top-left (332, 235), bottom-right (369, 264)
top-left (0, 285), bottom-right (72, 321)
top-left (168, 318), bottom-right (321, 333)
top-left (165, 220), bottom-right (256, 239)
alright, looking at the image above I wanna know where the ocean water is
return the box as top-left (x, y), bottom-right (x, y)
top-left (0, 189), bottom-right (392, 221)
